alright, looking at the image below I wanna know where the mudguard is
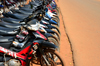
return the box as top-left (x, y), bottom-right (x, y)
top-left (40, 22), bottom-right (58, 29)
top-left (45, 29), bottom-right (55, 33)
top-left (46, 13), bottom-right (52, 19)
top-left (43, 19), bottom-right (58, 25)
top-left (39, 31), bottom-right (59, 42)
top-left (33, 32), bottom-right (47, 40)
top-left (40, 41), bottom-right (58, 48)
top-left (34, 40), bottom-right (58, 49)
top-left (47, 25), bottom-right (60, 34)
top-left (33, 39), bottom-right (44, 44)
top-left (45, 33), bottom-right (53, 38)
top-left (47, 24), bottom-right (57, 29)
top-left (40, 23), bottom-right (57, 29)
top-left (49, 20), bottom-right (58, 25)
top-left (45, 33), bottom-right (59, 44)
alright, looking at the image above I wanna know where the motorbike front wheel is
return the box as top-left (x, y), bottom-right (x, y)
top-left (40, 49), bottom-right (65, 66)
top-left (51, 29), bottom-right (61, 41)
top-left (54, 7), bottom-right (60, 16)
top-left (51, 16), bottom-right (60, 27)
top-left (48, 36), bottom-right (60, 46)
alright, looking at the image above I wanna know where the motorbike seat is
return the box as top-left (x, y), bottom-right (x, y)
top-left (0, 36), bottom-right (14, 42)
top-left (22, 4), bottom-right (38, 11)
top-left (0, 20), bottom-right (21, 28)
top-left (11, 9), bottom-right (32, 15)
top-left (19, 6), bottom-right (34, 12)
top-left (30, 1), bottom-right (42, 6)
top-left (0, 26), bottom-right (20, 36)
top-left (23, 5), bottom-right (30, 8)
top-left (2, 17), bottom-right (22, 24)
top-left (0, 36), bottom-right (14, 49)
top-left (3, 13), bottom-right (28, 20)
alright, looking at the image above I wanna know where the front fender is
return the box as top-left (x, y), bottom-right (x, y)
top-left (49, 20), bottom-right (58, 25)
top-left (47, 24), bottom-right (57, 29)
top-left (33, 39), bottom-right (44, 44)
top-left (45, 33), bottom-right (53, 37)
top-left (40, 41), bottom-right (58, 49)
top-left (34, 40), bottom-right (58, 49)
top-left (45, 29), bottom-right (55, 33)
top-left (46, 13), bottom-right (52, 19)
top-left (45, 33), bottom-right (59, 45)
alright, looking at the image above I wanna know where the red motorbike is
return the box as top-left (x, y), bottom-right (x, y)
top-left (0, 23), bottom-right (65, 66)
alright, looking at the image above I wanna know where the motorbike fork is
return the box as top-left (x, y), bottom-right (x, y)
top-left (39, 48), bottom-right (51, 66)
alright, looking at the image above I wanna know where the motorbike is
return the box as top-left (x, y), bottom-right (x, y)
top-left (0, 25), bottom-right (64, 66)
top-left (2, 0), bottom-right (60, 42)
top-left (0, 14), bottom-right (63, 66)
top-left (0, 0), bottom-right (65, 66)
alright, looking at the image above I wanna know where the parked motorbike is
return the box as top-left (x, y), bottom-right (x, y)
top-left (0, 0), bottom-right (64, 66)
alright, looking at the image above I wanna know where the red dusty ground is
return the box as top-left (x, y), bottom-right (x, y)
top-left (59, 0), bottom-right (100, 66)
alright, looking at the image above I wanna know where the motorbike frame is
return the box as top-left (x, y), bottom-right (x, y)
top-left (0, 29), bottom-right (58, 66)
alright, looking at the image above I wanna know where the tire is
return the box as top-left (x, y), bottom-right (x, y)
top-left (52, 12), bottom-right (59, 17)
top-left (51, 28), bottom-right (60, 35)
top-left (52, 8), bottom-right (60, 16)
top-left (50, 24), bottom-right (60, 33)
top-left (51, 16), bottom-right (60, 27)
top-left (52, 24), bottom-right (60, 29)
top-left (51, 23), bottom-right (59, 28)
top-left (54, 7), bottom-right (60, 15)
top-left (51, 16), bottom-right (59, 23)
top-left (50, 24), bottom-right (60, 35)
top-left (40, 49), bottom-right (65, 66)
top-left (27, 56), bottom-right (40, 66)
top-left (51, 29), bottom-right (60, 41)
top-left (26, 49), bottom-right (40, 66)
top-left (41, 57), bottom-right (56, 66)
top-left (48, 37), bottom-right (60, 48)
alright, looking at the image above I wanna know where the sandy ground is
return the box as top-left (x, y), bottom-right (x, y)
top-left (58, 0), bottom-right (100, 66)
top-left (59, 12), bottom-right (74, 66)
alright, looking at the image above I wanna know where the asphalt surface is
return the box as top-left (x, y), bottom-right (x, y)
top-left (59, 0), bottom-right (100, 66)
